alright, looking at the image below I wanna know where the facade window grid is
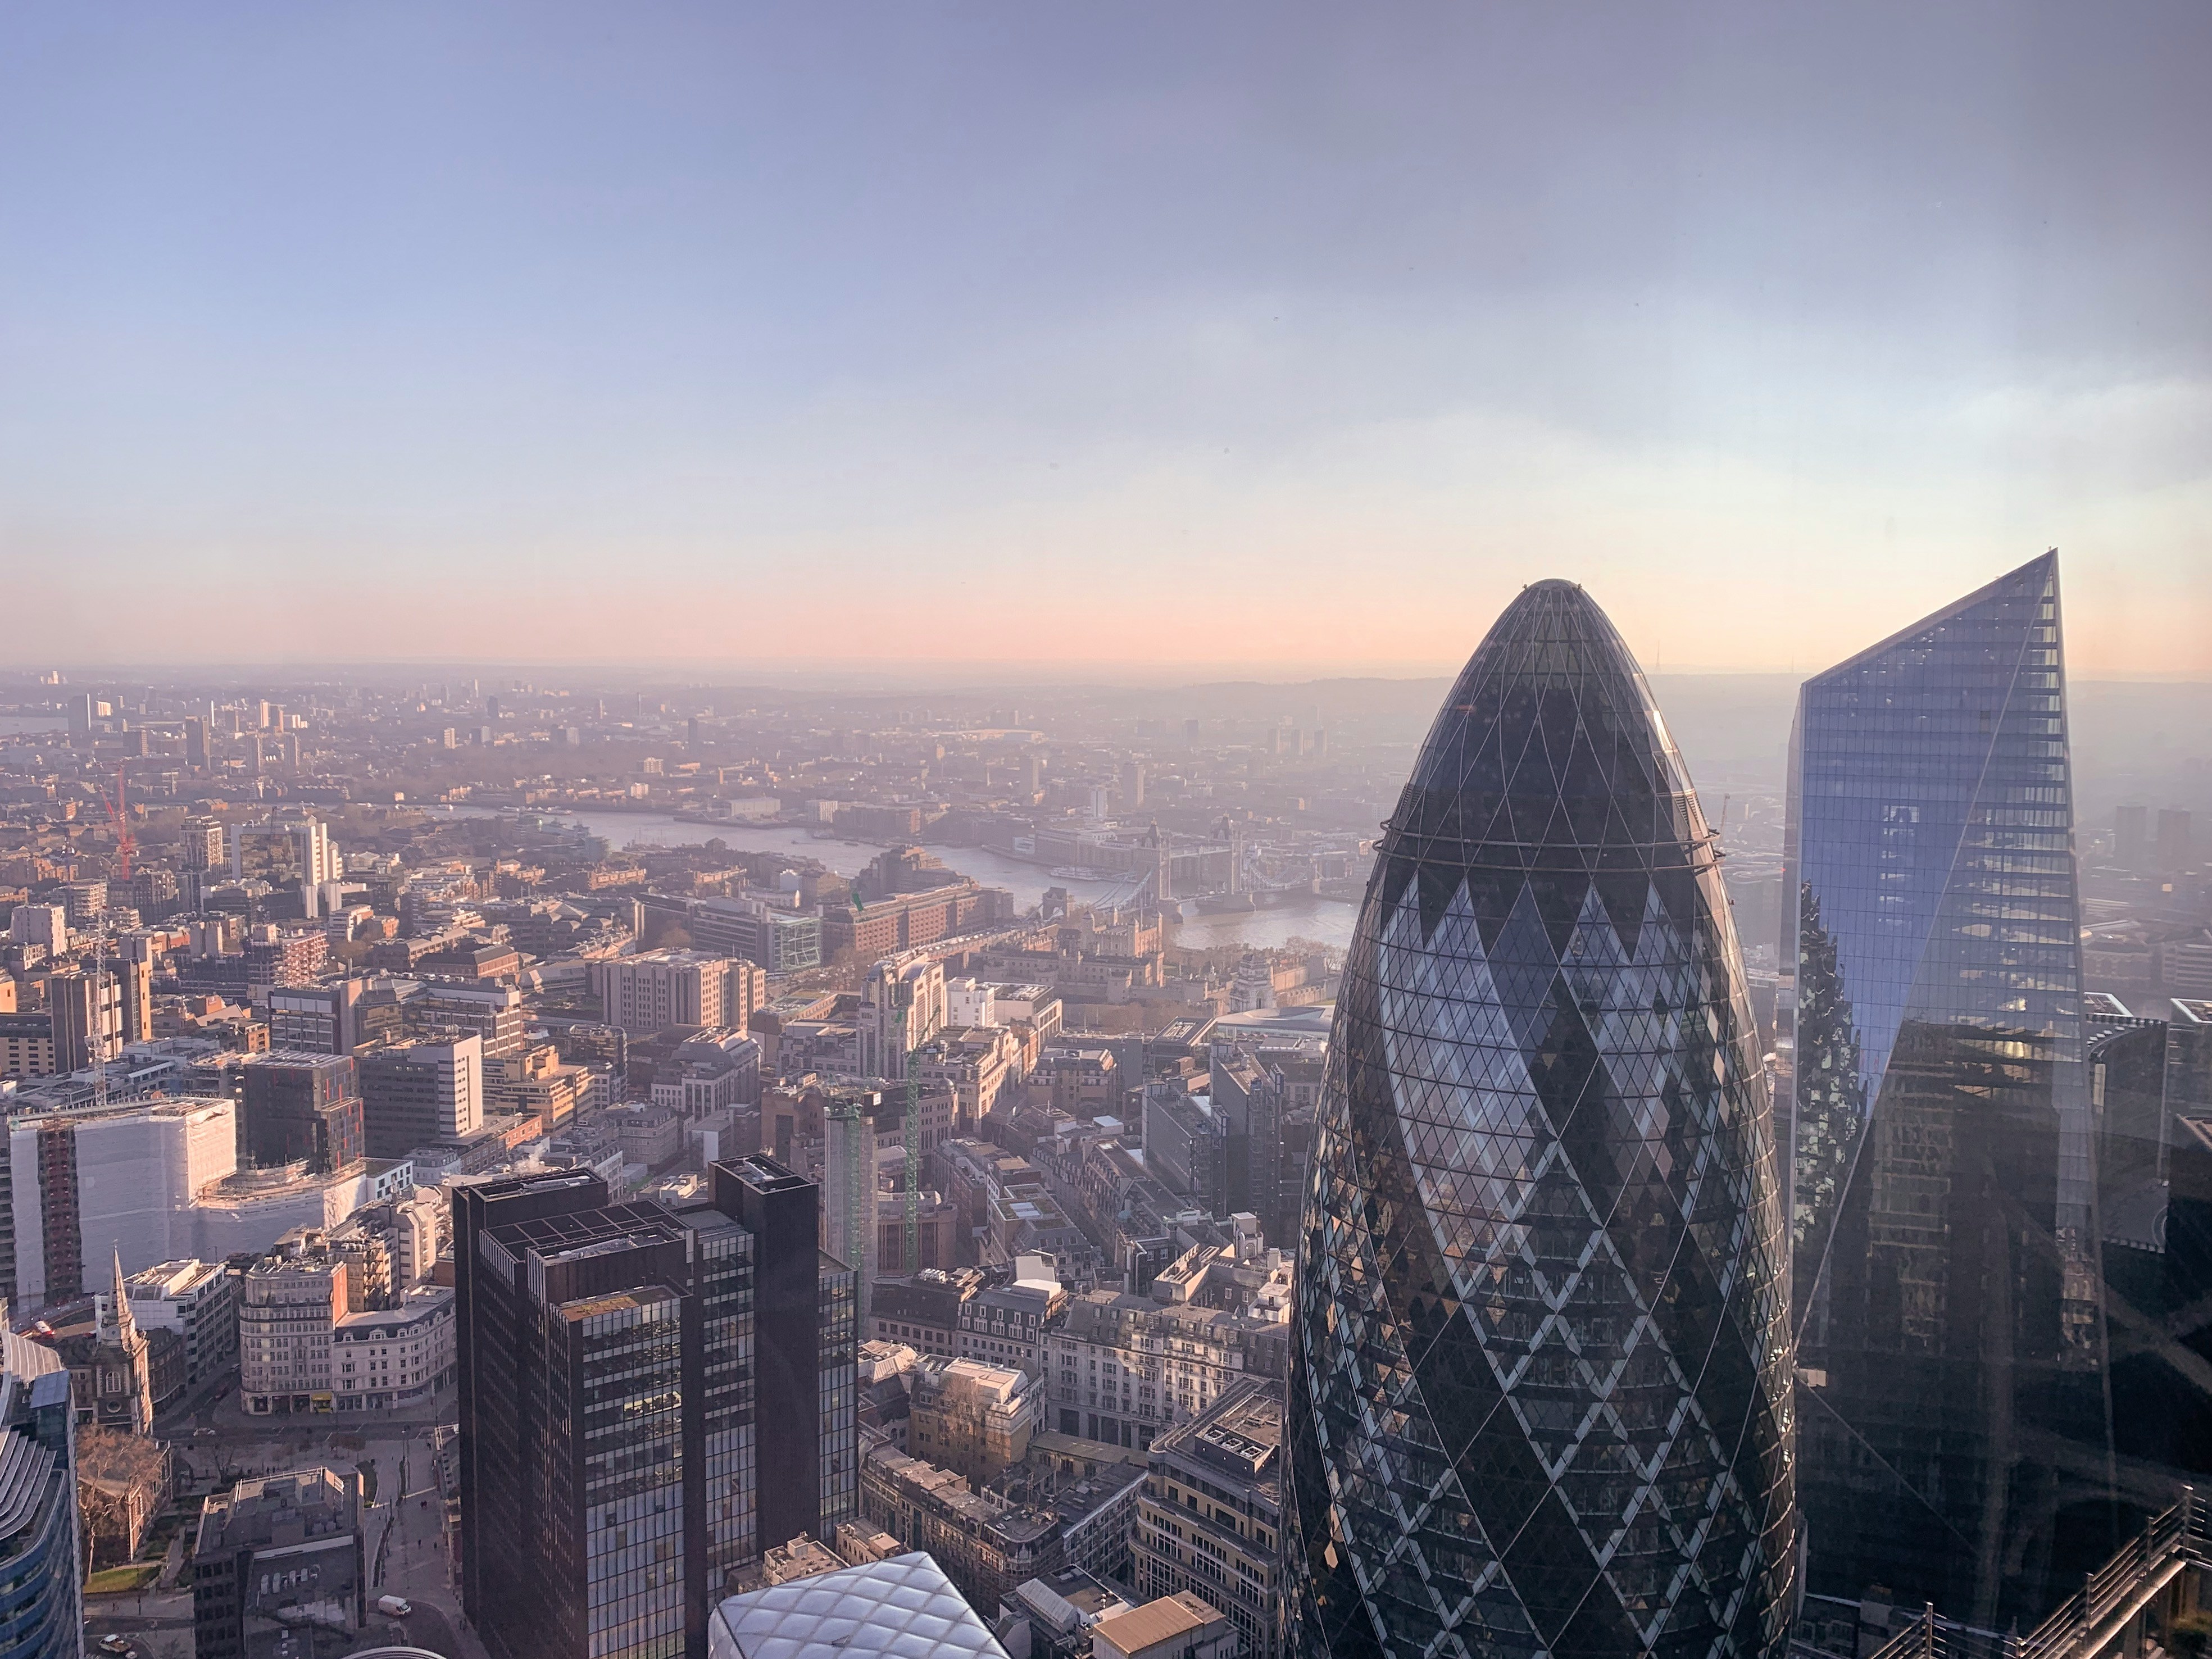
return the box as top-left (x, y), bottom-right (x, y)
top-left (1283, 582), bottom-right (1795, 1659)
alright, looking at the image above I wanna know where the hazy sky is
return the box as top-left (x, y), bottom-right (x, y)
top-left (4, 3), bottom-right (2207, 676)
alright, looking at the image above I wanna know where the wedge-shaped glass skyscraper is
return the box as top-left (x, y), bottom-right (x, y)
top-left (1287, 581), bottom-right (1796, 1659)
top-left (1786, 552), bottom-right (2109, 1629)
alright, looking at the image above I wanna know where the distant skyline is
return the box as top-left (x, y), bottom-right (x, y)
top-left (4, 3), bottom-right (2208, 674)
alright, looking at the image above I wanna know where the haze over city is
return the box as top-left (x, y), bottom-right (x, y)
top-left (4, 11), bottom-right (2212, 1659)
top-left (6, 2), bottom-right (2209, 674)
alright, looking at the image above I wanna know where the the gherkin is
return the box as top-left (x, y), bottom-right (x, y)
top-left (1285, 581), bottom-right (1797, 1659)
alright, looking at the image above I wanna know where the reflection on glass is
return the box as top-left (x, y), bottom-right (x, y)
top-left (1786, 552), bottom-right (2113, 1631)
top-left (1286, 581), bottom-right (1796, 1659)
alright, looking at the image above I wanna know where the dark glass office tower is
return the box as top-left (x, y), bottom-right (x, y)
top-left (241, 1052), bottom-right (363, 1173)
top-left (456, 1157), bottom-right (853, 1659)
top-left (1286, 581), bottom-right (1796, 1659)
top-left (1784, 551), bottom-right (2110, 1628)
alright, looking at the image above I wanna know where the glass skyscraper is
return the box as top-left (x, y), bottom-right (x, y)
top-left (1784, 551), bottom-right (2110, 1629)
top-left (0, 1330), bottom-right (78, 1659)
top-left (1287, 581), bottom-right (1797, 1659)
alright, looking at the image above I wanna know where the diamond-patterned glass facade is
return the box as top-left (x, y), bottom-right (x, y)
top-left (1286, 581), bottom-right (1797, 1659)
top-left (1785, 552), bottom-right (2111, 1629)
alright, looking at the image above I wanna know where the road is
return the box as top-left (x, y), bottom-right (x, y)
top-left (91, 1415), bottom-right (484, 1659)
top-left (353, 1426), bottom-right (483, 1659)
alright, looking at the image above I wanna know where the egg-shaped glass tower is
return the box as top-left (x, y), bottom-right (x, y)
top-left (1286, 581), bottom-right (1795, 1659)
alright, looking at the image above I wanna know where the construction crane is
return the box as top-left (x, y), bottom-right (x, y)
top-left (96, 763), bottom-right (135, 881)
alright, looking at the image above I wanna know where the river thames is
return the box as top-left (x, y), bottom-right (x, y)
top-left (435, 806), bottom-right (1356, 954)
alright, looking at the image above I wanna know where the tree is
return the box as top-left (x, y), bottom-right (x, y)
top-left (1791, 882), bottom-right (1866, 1278)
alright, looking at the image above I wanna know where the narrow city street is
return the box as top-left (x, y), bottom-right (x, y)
top-left (89, 1412), bottom-right (483, 1659)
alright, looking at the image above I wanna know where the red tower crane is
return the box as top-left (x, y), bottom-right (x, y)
top-left (96, 763), bottom-right (135, 881)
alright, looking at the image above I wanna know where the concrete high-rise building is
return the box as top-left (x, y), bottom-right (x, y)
top-left (455, 1159), bottom-right (857, 1659)
top-left (3, 1101), bottom-right (239, 1313)
top-left (129, 866), bottom-right (179, 921)
top-left (281, 814), bottom-right (340, 886)
top-left (56, 880), bottom-right (106, 928)
top-left (117, 956), bottom-right (153, 1044)
top-left (180, 817), bottom-right (225, 873)
top-left (0, 1328), bottom-right (80, 1659)
top-left (857, 958), bottom-right (946, 1081)
top-left (8, 903), bottom-right (67, 956)
top-left (266, 978), bottom-right (366, 1055)
top-left (1284, 582), bottom-right (1796, 1659)
top-left (1121, 760), bottom-right (1145, 809)
top-left (48, 969), bottom-right (121, 1072)
top-left (183, 716), bottom-right (208, 769)
top-left (599, 949), bottom-right (761, 1035)
top-left (394, 978), bottom-right (525, 1058)
top-left (357, 1034), bottom-right (483, 1158)
top-left (1786, 552), bottom-right (2102, 1628)
top-left (824, 1087), bottom-right (881, 1337)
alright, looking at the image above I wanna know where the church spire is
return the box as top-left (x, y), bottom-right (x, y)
top-left (110, 1246), bottom-right (136, 1343)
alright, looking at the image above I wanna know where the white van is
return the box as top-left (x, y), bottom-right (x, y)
top-left (376, 1596), bottom-right (413, 1618)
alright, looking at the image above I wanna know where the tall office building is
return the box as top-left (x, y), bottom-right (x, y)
top-left (265, 979), bottom-right (367, 1055)
top-left (1785, 552), bottom-right (2105, 1628)
top-left (357, 1034), bottom-right (483, 1158)
top-left (117, 956), bottom-right (153, 1045)
top-left (180, 817), bottom-right (225, 874)
top-left (823, 1088), bottom-right (881, 1338)
top-left (0, 1328), bottom-right (79, 1658)
top-left (601, 949), bottom-right (762, 1037)
top-left (7, 904), bottom-right (67, 956)
top-left (1285, 582), bottom-right (1796, 1659)
top-left (48, 969), bottom-right (121, 1072)
top-left (240, 1052), bottom-right (364, 1174)
top-left (455, 1157), bottom-right (856, 1659)
top-left (285, 816), bottom-right (340, 885)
